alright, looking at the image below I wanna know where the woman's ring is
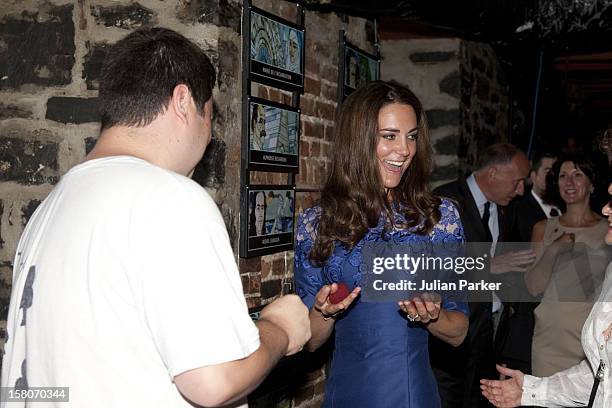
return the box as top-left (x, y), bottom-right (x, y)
top-left (407, 314), bottom-right (420, 322)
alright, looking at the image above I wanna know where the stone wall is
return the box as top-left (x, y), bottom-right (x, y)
top-left (381, 38), bottom-right (462, 187)
top-left (459, 41), bottom-right (510, 174)
top-left (0, 1), bottom-right (373, 407)
top-left (381, 38), bottom-right (510, 181)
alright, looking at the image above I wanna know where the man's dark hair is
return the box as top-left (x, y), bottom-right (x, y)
top-left (476, 143), bottom-right (523, 171)
top-left (531, 150), bottom-right (557, 173)
top-left (99, 27), bottom-right (216, 131)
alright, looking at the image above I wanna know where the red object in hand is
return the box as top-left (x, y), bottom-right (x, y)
top-left (329, 283), bottom-right (350, 304)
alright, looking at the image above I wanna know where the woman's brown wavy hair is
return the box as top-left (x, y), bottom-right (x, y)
top-left (310, 80), bottom-right (441, 265)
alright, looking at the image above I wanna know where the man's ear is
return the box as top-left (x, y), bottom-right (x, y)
top-left (171, 84), bottom-right (191, 121)
top-left (487, 166), bottom-right (497, 180)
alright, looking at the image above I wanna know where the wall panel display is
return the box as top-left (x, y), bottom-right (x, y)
top-left (248, 96), bottom-right (300, 172)
top-left (240, 185), bottom-right (295, 257)
top-left (250, 6), bottom-right (305, 92)
top-left (339, 34), bottom-right (380, 100)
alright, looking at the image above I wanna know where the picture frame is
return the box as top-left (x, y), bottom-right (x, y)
top-left (249, 6), bottom-right (305, 93)
top-left (240, 185), bottom-right (295, 258)
top-left (247, 96), bottom-right (300, 172)
top-left (338, 31), bottom-right (380, 102)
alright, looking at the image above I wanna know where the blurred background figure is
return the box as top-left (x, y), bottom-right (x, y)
top-left (525, 154), bottom-right (611, 377)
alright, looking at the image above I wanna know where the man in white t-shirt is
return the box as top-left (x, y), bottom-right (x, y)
top-left (0, 27), bottom-right (310, 408)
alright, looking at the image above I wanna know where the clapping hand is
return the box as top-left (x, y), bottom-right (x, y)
top-left (480, 364), bottom-right (524, 408)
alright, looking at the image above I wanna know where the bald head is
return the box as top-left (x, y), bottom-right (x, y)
top-left (475, 144), bottom-right (529, 206)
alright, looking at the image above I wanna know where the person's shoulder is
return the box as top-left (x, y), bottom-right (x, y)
top-left (124, 159), bottom-right (224, 226)
top-left (531, 218), bottom-right (549, 241)
top-left (433, 179), bottom-right (465, 202)
top-left (434, 197), bottom-right (463, 234)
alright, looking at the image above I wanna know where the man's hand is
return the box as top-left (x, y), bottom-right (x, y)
top-left (480, 364), bottom-right (524, 407)
top-left (491, 250), bottom-right (536, 274)
top-left (259, 294), bottom-right (311, 356)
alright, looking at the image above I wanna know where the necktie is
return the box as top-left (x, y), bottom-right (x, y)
top-left (482, 201), bottom-right (493, 242)
top-left (549, 208), bottom-right (559, 217)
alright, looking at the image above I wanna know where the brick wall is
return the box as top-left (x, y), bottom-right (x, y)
top-left (245, 2), bottom-right (375, 406)
top-left (0, 1), bottom-right (374, 406)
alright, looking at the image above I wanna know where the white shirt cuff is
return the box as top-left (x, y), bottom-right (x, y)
top-left (521, 375), bottom-right (550, 406)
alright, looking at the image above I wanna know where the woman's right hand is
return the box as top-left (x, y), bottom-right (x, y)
top-left (553, 231), bottom-right (575, 254)
top-left (480, 364), bottom-right (525, 408)
top-left (312, 283), bottom-right (361, 321)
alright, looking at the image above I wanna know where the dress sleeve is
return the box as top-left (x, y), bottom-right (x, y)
top-left (521, 359), bottom-right (594, 407)
top-left (294, 208), bottom-right (324, 310)
top-left (432, 199), bottom-right (469, 316)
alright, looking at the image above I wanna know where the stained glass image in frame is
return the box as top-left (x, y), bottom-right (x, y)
top-left (343, 42), bottom-right (380, 98)
top-left (240, 185), bottom-right (295, 258)
top-left (250, 6), bottom-right (305, 91)
top-left (248, 97), bottom-right (299, 171)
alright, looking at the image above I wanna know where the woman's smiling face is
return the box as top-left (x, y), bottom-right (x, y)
top-left (375, 103), bottom-right (418, 191)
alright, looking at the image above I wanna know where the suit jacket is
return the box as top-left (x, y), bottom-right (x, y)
top-left (431, 178), bottom-right (504, 408)
top-left (507, 189), bottom-right (547, 242)
top-left (435, 178), bottom-right (510, 243)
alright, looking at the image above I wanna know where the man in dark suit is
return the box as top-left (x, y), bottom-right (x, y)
top-left (497, 151), bottom-right (558, 375)
top-left (430, 143), bottom-right (531, 408)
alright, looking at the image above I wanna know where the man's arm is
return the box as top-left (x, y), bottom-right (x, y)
top-left (174, 295), bottom-right (310, 407)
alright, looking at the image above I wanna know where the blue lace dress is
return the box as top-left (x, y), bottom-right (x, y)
top-left (294, 199), bottom-right (468, 408)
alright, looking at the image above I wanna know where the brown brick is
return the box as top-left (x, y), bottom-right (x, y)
top-left (241, 273), bottom-right (261, 295)
top-left (246, 297), bottom-right (261, 309)
top-left (300, 97), bottom-right (316, 117)
top-left (297, 160), bottom-right (308, 185)
top-left (312, 41), bottom-right (332, 60)
top-left (279, 3), bottom-right (297, 21)
top-left (317, 101), bottom-right (335, 121)
top-left (304, 121), bottom-right (324, 139)
top-left (324, 124), bottom-right (335, 142)
top-left (300, 139), bottom-right (310, 156)
top-left (321, 65), bottom-right (338, 83)
top-left (305, 57), bottom-right (320, 77)
top-left (310, 140), bottom-right (320, 157)
top-left (239, 257), bottom-right (261, 273)
top-left (305, 76), bottom-right (321, 96)
top-left (261, 259), bottom-right (272, 280)
top-left (261, 278), bottom-right (282, 299)
top-left (271, 258), bottom-right (286, 276)
top-left (321, 82), bottom-right (337, 102)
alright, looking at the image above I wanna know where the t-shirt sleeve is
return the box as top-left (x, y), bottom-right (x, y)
top-left (133, 180), bottom-right (260, 378)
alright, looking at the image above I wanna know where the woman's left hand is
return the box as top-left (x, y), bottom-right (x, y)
top-left (398, 292), bottom-right (441, 323)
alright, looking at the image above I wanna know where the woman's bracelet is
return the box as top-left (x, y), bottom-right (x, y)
top-left (313, 305), bottom-right (335, 321)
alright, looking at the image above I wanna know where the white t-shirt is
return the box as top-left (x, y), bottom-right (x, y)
top-left (1, 156), bottom-right (260, 407)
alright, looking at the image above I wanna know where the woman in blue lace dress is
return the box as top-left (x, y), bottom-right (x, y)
top-left (294, 81), bottom-right (469, 408)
